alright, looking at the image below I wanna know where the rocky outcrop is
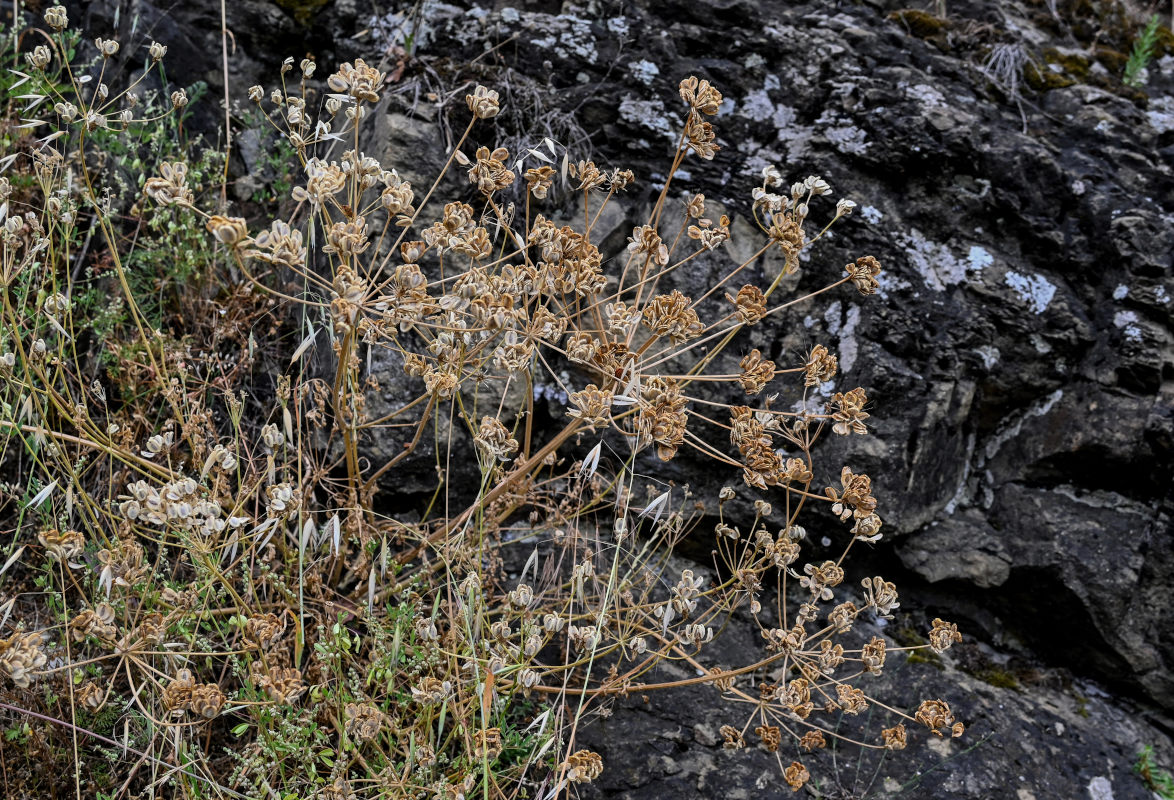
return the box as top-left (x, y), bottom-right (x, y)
top-left (60, 0), bottom-right (1174, 796)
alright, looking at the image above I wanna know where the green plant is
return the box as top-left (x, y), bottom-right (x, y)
top-left (1137, 745), bottom-right (1174, 799)
top-left (1123, 13), bottom-right (1162, 87)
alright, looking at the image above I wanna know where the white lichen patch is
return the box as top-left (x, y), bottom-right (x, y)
top-left (529, 14), bottom-right (598, 63)
top-left (861, 205), bottom-right (883, 224)
top-left (903, 83), bottom-right (948, 109)
top-left (1112, 284), bottom-right (1129, 300)
top-left (898, 229), bottom-right (979, 291)
top-left (1146, 95), bottom-right (1174, 134)
top-left (741, 88), bottom-right (776, 122)
top-left (606, 16), bottom-right (629, 36)
top-left (967, 245), bottom-right (993, 273)
top-left (618, 96), bottom-right (680, 142)
top-left (822, 121), bottom-right (869, 155)
top-left (875, 270), bottom-right (912, 299)
top-left (1004, 270), bottom-right (1056, 314)
top-left (628, 59), bottom-right (659, 86)
top-left (1112, 310), bottom-right (1143, 342)
top-left (838, 305), bottom-right (861, 374)
top-left (1155, 285), bottom-right (1170, 304)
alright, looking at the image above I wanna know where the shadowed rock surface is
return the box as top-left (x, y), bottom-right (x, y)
top-left (60, 0), bottom-right (1174, 796)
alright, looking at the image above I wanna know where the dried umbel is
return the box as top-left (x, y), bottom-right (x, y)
top-left (847, 255), bottom-right (883, 295)
top-left (525, 165), bottom-right (555, 199)
top-left (730, 285), bottom-right (767, 324)
top-left (738, 349), bottom-right (776, 395)
top-left (251, 663), bottom-right (306, 705)
top-left (804, 344), bottom-right (838, 386)
top-left (637, 377), bottom-right (688, 461)
top-left (144, 162), bottom-right (193, 206)
top-left (344, 702), bottom-right (383, 741)
top-left (70, 604), bottom-right (117, 643)
top-left (564, 750), bottom-right (603, 783)
top-left (44, 4), bottom-right (68, 30)
top-left (783, 761), bottom-right (810, 792)
top-left (207, 215), bottom-right (249, 247)
top-left (190, 684), bottom-right (226, 718)
top-left (0, 631), bottom-right (48, 688)
top-left (915, 699), bottom-right (964, 737)
top-left (411, 677), bottom-right (451, 704)
top-left (466, 85), bottom-right (501, 119)
top-left (38, 528), bottom-right (84, 561)
top-left (475, 416), bottom-right (519, 462)
top-left (678, 76), bottom-right (724, 115)
top-left (327, 59), bottom-right (384, 103)
top-left (473, 727), bottom-right (503, 759)
top-left (243, 613), bottom-right (284, 649)
top-left (929, 618), bottom-right (963, 653)
top-left (642, 290), bottom-right (703, 344)
top-left (568, 384), bottom-right (613, 431)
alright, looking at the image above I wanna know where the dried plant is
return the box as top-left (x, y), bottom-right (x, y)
top-left (0, 6), bottom-right (966, 799)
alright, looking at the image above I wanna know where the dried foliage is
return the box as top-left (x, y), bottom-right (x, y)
top-left (0, 7), bottom-right (965, 798)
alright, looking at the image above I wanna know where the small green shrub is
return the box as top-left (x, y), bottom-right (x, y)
top-left (1123, 13), bottom-right (1162, 87)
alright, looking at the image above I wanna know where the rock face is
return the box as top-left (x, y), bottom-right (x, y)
top-left (62, 0), bottom-right (1174, 796)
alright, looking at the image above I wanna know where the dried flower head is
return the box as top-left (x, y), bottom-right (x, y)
top-left (473, 727), bottom-right (503, 759)
top-left (0, 631), bottom-right (47, 688)
top-left (345, 702), bottom-right (383, 741)
top-left (915, 699), bottom-right (957, 736)
top-left (38, 528), bottom-right (84, 561)
top-left (755, 724), bottom-right (782, 752)
top-left (882, 723), bottom-right (907, 750)
top-left (565, 750), bottom-right (603, 783)
top-left (846, 255), bottom-right (883, 295)
top-left (729, 284), bottom-right (768, 325)
top-left (720, 724), bottom-right (745, 749)
top-left (243, 613), bottom-right (284, 649)
top-left (738, 349), bottom-right (776, 395)
top-left (524, 165), bottom-right (556, 199)
top-left (804, 344), bottom-right (837, 386)
top-left (928, 618), bottom-right (963, 653)
top-left (830, 388), bottom-right (870, 436)
top-left (475, 416), bottom-right (519, 461)
top-left (799, 730), bottom-right (826, 752)
top-left (252, 663), bottom-right (306, 704)
top-left (679, 76), bottom-right (723, 115)
top-left (328, 59), bottom-right (384, 102)
top-left (643, 290), bottom-right (703, 344)
top-left (44, 5), bottom-right (68, 30)
top-left (466, 85), bottom-right (500, 119)
top-left (144, 162), bottom-right (193, 206)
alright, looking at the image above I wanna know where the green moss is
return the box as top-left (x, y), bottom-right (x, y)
top-left (1043, 48), bottom-right (1092, 79)
top-left (1024, 61), bottom-right (1077, 91)
top-left (887, 9), bottom-right (950, 40)
top-left (906, 649), bottom-right (946, 670)
top-left (1093, 46), bottom-right (1129, 74)
top-left (972, 667), bottom-right (1021, 690)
